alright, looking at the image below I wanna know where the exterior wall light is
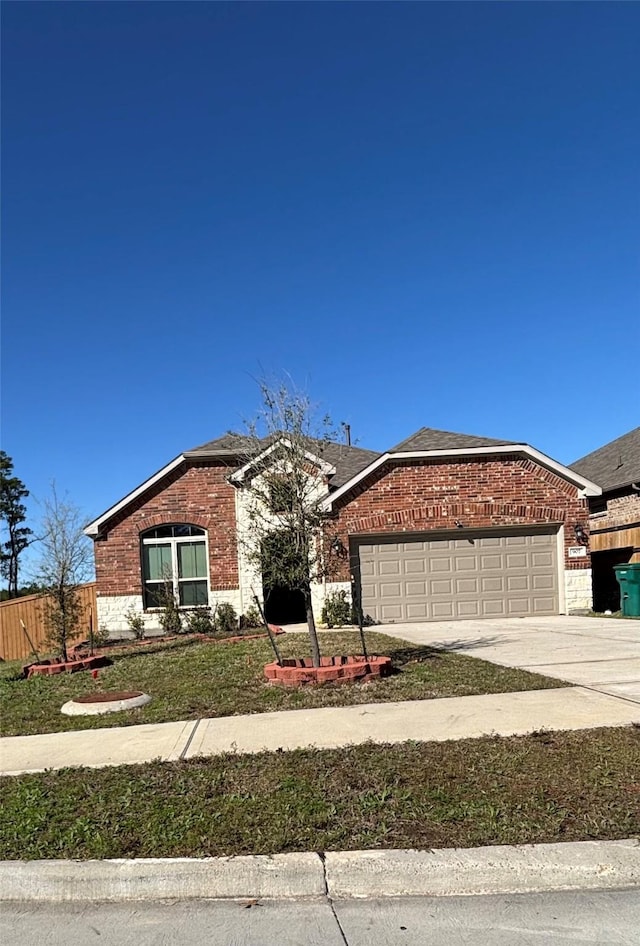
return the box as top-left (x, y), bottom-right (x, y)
top-left (574, 523), bottom-right (588, 545)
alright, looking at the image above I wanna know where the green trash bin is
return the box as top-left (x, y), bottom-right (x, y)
top-left (613, 563), bottom-right (640, 617)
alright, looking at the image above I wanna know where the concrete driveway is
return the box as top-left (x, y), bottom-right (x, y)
top-left (379, 616), bottom-right (640, 705)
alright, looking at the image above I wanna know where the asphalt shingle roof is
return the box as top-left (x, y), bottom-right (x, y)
top-left (570, 427), bottom-right (640, 493)
top-left (391, 426), bottom-right (519, 452)
top-left (185, 432), bottom-right (380, 490)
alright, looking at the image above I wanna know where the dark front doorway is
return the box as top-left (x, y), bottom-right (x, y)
top-left (591, 547), bottom-right (633, 612)
top-left (261, 531), bottom-right (307, 625)
top-left (263, 583), bottom-right (306, 625)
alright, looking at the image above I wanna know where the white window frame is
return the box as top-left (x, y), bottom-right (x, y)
top-left (141, 525), bottom-right (210, 609)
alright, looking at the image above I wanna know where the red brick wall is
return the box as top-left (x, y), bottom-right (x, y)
top-left (94, 461), bottom-right (238, 597)
top-left (329, 455), bottom-right (591, 580)
top-left (590, 492), bottom-right (640, 532)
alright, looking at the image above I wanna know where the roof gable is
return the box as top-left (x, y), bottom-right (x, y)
top-left (321, 442), bottom-right (601, 510)
top-left (85, 433), bottom-right (380, 536)
top-left (571, 427), bottom-right (640, 492)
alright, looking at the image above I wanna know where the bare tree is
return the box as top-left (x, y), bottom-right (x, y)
top-left (234, 379), bottom-right (342, 668)
top-left (35, 486), bottom-right (94, 661)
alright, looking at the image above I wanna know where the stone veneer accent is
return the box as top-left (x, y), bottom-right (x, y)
top-left (564, 568), bottom-right (593, 612)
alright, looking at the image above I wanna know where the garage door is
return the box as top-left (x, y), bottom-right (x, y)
top-left (357, 530), bottom-right (559, 622)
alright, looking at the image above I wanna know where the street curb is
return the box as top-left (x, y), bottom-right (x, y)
top-left (0, 853), bottom-right (326, 902)
top-left (324, 839), bottom-right (640, 898)
top-left (1, 840), bottom-right (638, 902)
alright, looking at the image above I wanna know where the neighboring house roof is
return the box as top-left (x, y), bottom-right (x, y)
top-left (391, 426), bottom-right (518, 451)
top-left (570, 427), bottom-right (640, 493)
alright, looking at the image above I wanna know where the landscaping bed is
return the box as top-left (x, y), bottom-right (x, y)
top-left (0, 727), bottom-right (637, 860)
top-left (0, 631), bottom-right (566, 737)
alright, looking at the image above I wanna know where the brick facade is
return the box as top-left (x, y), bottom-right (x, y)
top-left (92, 450), bottom-right (593, 622)
top-left (588, 491), bottom-right (640, 561)
top-left (94, 461), bottom-right (238, 597)
top-left (327, 454), bottom-right (591, 581)
top-left (590, 492), bottom-right (640, 533)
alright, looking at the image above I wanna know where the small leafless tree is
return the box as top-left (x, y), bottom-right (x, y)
top-left (36, 486), bottom-right (94, 661)
top-left (235, 379), bottom-right (343, 668)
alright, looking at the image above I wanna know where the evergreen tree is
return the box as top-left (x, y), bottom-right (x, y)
top-left (0, 452), bottom-right (33, 598)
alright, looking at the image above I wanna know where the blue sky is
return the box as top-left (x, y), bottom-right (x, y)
top-left (2, 2), bottom-right (639, 555)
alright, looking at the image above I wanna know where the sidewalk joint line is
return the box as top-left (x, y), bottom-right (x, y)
top-left (577, 684), bottom-right (640, 709)
top-left (318, 852), bottom-right (349, 945)
top-left (179, 719), bottom-right (201, 760)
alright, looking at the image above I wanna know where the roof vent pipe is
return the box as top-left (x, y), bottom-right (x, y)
top-left (342, 423), bottom-right (351, 446)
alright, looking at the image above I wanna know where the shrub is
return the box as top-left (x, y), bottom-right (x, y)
top-left (240, 605), bottom-right (262, 630)
top-left (124, 607), bottom-right (145, 640)
top-left (321, 590), bottom-right (352, 628)
top-left (213, 601), bottom-right (238, 636)
top-left (157, 584), bottom-right (183, 635)
top-left (93, 624), bottom-right (111, 648)
top-left (184, 608), bottom-right (216, 635)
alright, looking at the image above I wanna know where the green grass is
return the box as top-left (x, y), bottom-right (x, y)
top-left (1, 727), bottom-right (637, 860)
top-left (0, 631), bottom-right (565, 737)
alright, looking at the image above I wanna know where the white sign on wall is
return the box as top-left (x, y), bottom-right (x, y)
top-left (568, 546), bottom-right (587, 559)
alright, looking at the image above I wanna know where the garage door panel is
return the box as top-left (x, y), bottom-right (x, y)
top-left (505, 535), bottom-right (527, 546)
top-left (507, 597), bottom-right (530, 614)
top-left (430, 578), bottom-right (454, 595)
top-left (405, 559), bottom-right (427, 574)
top-left (358, 530), bottom-right (559, 623)
top-left (430, 558), bottom-right (452, 572)
top-left (379, 560), bottom-right (401, 575)
top-left (432, 601), bottom-right (456, 618)
top-left (481, 554), bottom-right (502, 569)
top-left (482, 576), bottom-right (504, 592)
top-left (457, 600), bottom-right (482, 618)
top-left (481, 599), bottom-right (507, 616)
top-left (533, 574), bottom-right (554, 590)
top-left (380, 604), bottom-right (404, 621)
top-left (406, 602), bottom-right (429, 619)
top-left (506, 553), bottom-right (527, 568)
top-left (456, 578), bottom-right (478, 594)
top-left (532, 552), bottom-right (554, 567)
top-left (507, 575), bottom-right (528, 591)
top-left (455, 556), bottom-right (478, 571)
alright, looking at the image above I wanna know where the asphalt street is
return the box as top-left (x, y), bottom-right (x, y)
top-left (3, 888), bottom-right (639, 945)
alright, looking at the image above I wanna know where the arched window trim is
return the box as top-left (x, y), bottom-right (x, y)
top-left (140, 522), bottom-right (210, 610)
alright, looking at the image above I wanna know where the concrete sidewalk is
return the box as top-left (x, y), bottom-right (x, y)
top-left (1, 685), bottom-right (638, 776)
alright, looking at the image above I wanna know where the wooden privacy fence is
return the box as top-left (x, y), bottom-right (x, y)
top-left (0, 583), bottom-right (97, 662)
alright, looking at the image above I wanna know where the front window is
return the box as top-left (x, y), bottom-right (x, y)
top-left (141, 524), bottom-right (209, 608)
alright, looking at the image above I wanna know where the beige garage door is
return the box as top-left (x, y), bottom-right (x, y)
top-left (357, 530), bottom-right (559, 622)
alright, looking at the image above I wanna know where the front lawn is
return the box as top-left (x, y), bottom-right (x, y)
top-left (0, 631), bottom-right (565, 737)
top-left (0, 727), bottom-right (637, 859)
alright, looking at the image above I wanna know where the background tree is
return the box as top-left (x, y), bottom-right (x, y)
top-left (236, 380), bottom-right (343, 668)
top-left (0, 451), bottom-right (33, 598)
top-left (36, 486), bottom-right (94, 661)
